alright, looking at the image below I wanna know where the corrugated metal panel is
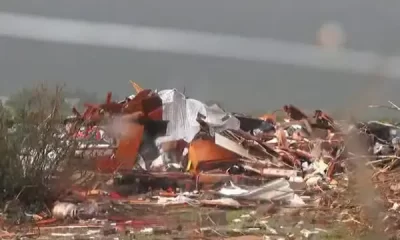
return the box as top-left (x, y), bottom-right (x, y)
top-left (159, 89), bottom-right (200, 142)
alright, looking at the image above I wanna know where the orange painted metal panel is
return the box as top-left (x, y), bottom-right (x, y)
top-left (114, 123), bottom-right (144, 171)
top-left (188, 138), bottom-right (237, 173)
top-left (96, 155), bottom-right (118, 173)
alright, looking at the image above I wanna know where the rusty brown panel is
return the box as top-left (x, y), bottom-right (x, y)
top-left (313, 109), bottom-right (340, 132)
top-left (147, 107), bottom-right (162, 121)
top-left (115, 122), bottom-right (144, 170)
top-left (96, 155), bottom-right (118, 174)
top-left (142, 96), bottom-right (163, 116)
top-left (188, 139), bottom-right (238, 173)
top-left (283, 104), bottom-right (308, 121)
top-left (123, 89), bottom-right (153, 114)
top-left (121, 90), bottom-right (162, 116)
top-left (82, 105), bottom-right (97, 119)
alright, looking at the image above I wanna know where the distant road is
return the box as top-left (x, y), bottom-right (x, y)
top-left (0, 12), bottom-right (393, 78)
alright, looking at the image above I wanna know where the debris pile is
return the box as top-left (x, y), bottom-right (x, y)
top-left (3, 82), bottom-right (400, 239)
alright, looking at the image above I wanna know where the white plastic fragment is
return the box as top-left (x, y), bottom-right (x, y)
top-left (305, 175), bottom-right (322, 187)
top-left (288, 194), bottom-right (306, 207)
top-left (391, 202), bottom-right (400, 211)
top-left (156, 194), bottom-right (199, 206)
top-left (52, 202), bottom-right (78, 219)
top-left (265, 225), bottom-right (278, 235)
top-left (140, 227), bottom-right (154, 234)
top-left (300, 229), bottom-right (320, 238)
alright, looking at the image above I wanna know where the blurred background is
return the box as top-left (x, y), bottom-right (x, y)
top-left (1, 0), bottom-right (400, 117)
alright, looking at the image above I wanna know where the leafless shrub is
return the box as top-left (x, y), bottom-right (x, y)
top-left (0, 83), bottom-right (79, 205)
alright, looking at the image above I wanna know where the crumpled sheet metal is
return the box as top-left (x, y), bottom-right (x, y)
top-left (159, 89), bottom-right (197, 143)
top-left (158, 89), bottom-right (240, 143)
top-left (218, 178), bottom-right (305, 206)
top-left (199, 103), bottom-right (241, 134)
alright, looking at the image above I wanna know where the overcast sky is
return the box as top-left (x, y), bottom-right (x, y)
top-left (1, 0), bottom-right (400, 115)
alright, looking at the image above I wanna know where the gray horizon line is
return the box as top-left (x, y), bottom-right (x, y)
top-left (0, 11), bottom-right (397, 78)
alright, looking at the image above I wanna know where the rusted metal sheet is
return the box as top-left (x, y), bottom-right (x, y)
top-left (141, 96), bottom-right (162, 117)
top-left (123, 89), bottom-right (154, 114)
